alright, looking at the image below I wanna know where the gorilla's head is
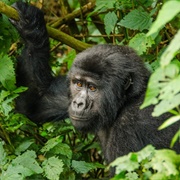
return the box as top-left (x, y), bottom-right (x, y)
top-left (67, 44), bottom-right (150, 132)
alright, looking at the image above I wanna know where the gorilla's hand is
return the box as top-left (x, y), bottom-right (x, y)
top-left (9, 2), bottom-right (47, 46)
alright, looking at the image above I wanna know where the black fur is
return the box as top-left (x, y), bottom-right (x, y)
top-left (68, 45), bottom-right (180, 164)
top-left (11, 2), bottom-right (179, 173)
top-left (10, 2), bottom-right (68, 122)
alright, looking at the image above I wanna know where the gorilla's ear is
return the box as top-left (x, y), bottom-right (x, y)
top-left (124, 75), bottom-right (133, 90)
top-left (127, 68), bottom-right (150, 98)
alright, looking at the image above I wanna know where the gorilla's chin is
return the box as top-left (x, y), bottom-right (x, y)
top-left (70, 116), bottom-right (99, 132)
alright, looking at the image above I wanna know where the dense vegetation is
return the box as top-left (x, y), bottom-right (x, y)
top-left (0, 0), bottom-right (180, 179)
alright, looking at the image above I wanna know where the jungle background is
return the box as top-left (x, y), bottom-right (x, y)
top-left (0, 0), bottom-right (180, 179)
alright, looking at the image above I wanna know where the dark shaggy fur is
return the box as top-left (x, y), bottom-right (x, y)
top-left (10, 2), bottom-right (179, 174)
top-left (10, 2), bottom-right (68, 122)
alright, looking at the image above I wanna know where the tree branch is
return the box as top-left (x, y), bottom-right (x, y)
top-left (0, 1), bottom-right (92, 52)
top-left (50, 0), bottom-right (96, 28)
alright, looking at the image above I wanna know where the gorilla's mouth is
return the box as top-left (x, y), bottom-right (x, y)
top-left (70, 115), bottom-right (90, 121)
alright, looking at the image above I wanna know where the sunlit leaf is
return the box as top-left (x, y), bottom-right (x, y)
top-left (42, 157), bottom-right (63, 180)
top-left (129, 33), bottom-right (154, 55)
top-left (160, 30), bottom-right (180, 66)
top-left (158, 115), bottom-right (180, 130)
top-left (147, 1), bottom-right (180, 36)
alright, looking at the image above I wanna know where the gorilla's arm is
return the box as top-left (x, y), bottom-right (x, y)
top-left (10, 2), bottom-right (68, 123)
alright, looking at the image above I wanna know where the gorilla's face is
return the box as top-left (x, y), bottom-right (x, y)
top-left (68, 44), bottom-right (149, 132)
top-left (68, 73), bottom-right (102, 131)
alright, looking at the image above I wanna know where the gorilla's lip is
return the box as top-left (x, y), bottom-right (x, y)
top-left (70, 115), bottom-right (89, 121)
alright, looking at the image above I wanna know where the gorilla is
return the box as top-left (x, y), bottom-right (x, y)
top-left (10, 2), bottom-right (179, 171)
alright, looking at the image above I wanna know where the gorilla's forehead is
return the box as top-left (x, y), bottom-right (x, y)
top-left (69, 44), bottom-right (140, 80)
top-left (69, 67), bottom-right (101, 81)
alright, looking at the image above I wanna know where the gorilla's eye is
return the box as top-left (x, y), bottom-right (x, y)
top-left (89, 84), bottom-right (96, 91)
top-left (76, 81), bottom-right (83, 87)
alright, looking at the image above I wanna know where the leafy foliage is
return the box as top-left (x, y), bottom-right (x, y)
top-left (0, 55), bottom-right (16, 90)
top-left (1, 149), bottom-right (43, 179)
top-left (129, 33), bottom-right (154, 55)
top-left (141, 62), bottom-right (180, 116)
top-left (110, 145), bottom-right (180, 180)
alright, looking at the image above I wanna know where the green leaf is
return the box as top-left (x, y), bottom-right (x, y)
top-left (0, 15), bottom-right (18, 54)
top-left (137, 145), bottom-right (155, 162)
top-left (129, 33), bottom-right (154, 55)
top-left (118, 8), bottom-right (152, 31)
top-left (153, 93), bottom-right (180, 116)
top-left (1, 150), bottom-right (43, 179)
top-left (1, 165), bottom-right (31, 180)
top-left (159, 115), bottom-right (180, 130)
top-left (71, 160), bottom-right (100, 174)
top-left (0, 141), bottom-right (6, 166)
top-left (104, 12), bottom-right (118, 36)
top-left (93, 0), bottom-right (116, 13)
top-left (160, 29), bottom-right (180, 66)
top-left (141, 64), bottom-right (180, 113)
top-left (147, 1), bottom-right (180, 36)
top-left (110, 153), bottom-right (139, 174)
top-left (52, 143), bottom-right (72, 159)
top-left (141, 67), bottom-right (164, 109)
top-left (41, 136), bottom-right (61, 153)
top-left (151, 150), bottom-right (180, 176)
top-left (159, 76), bottom-right (180, 100)
top-left (125, 172), bottom-right (139, 180)
top-left (42, 157), bottom-right (64, 180)
top-left (15, 140), bottom-right (35, 155)
top-left (12, 150), bottom-right (43, 174)
top-left (170, 130), bottom-right (180, 148)
top-left (0, 55), bottom-right (16, 90)
top-left (13, 86), bottom-right (28, 94)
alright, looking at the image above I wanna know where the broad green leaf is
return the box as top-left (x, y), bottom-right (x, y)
top-left (159, 115), bottom-right (180, 130)
top-left (42, 157), bottom-right (63, 180)
top-left (153, 93), bottom-right (180, 116)
top-left (118, 8), bottom-right (152, 31)
top-left (72, 160), bottom-right (100, 174)
top-left (160, 29), bottom-right (180, 66)
top-left (1, 165), bottom-right (31, 180)
top-left (151, 150), bottom-right (179, 176)
top-left (137, 145), bottom-right (155, 162)
top-left (141, 64), bottom-right (180, 111)
top-left (104, 12), bottom-right (118, 36)
top-left (129, 33), bottom-right (154, 55)
top-left (141, 67), bottom-right (164, 109)
top-left (1, 93), bottom-right (18, 116)
top-left (15, 140), bottom-right (35, 155)
top-left (41, 136), bottom-right (61, 153)
top-left (12, 150), bottom-right (43, 174)
top-left (1, 151), bottom-right (42, 179)
top-left (52, 143), bottom-right (72, 159)
top-left (147, 1), bottom-right (180, 36)
top-left (110, 153), bottom-right (139, 174)
top-left (158, 76), bottom-right (180, 100)
top-left (0, 55), bottom-right (16, 90)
